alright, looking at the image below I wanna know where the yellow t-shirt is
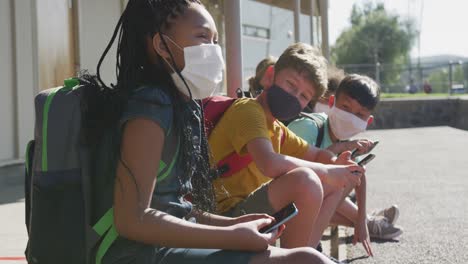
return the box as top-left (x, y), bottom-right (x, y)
top-left (209, 98), bottom-right (309, 213)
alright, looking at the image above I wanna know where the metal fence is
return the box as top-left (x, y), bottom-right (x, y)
top-left (241, 61), bottom-right (468, 95)
top-left (339, 61), bottom-right (468, 94)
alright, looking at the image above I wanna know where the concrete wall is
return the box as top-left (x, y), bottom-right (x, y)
top-left (77, 0), bottom-right (124, 84)
top-left (0, 0), bottom-right (16, 163)
top-left (455, 98), bottom-right (468, 130)
top-left (0, 0), bottom-right (123, 166)
top-left (0, 0), bottom-right (37, 165)
top-left (370, 97), bottom-right (468, 131)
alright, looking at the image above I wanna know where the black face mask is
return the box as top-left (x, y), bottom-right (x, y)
top-left (266, 84), bottom-right (302, 121)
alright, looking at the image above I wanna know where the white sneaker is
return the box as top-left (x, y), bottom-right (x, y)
top-left (367, 215), bottom-right (403, 240)
top-left (371, 205), bottom-right (400, 225)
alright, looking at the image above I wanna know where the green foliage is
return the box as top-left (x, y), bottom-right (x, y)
top-left (427, 65), bottom-right (466, 93)
top-left (464, 64), bottom-right (468, 85)
top-left (427, 69), bottom-right (449, 93)
top-left (454, 66), bottom-right (465, 84)
top-left (381, 93), bottom-right (449, 98)
top-left (332, 2), bottom-right (416, 84)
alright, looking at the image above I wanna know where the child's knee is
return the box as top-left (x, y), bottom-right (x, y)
top-left (283, 247), bottom-right (330, 263)
top-left (286, 167), bottom-right (324, 201)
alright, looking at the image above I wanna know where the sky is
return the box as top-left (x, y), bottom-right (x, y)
top-left (329, 0), bottom-right (468, 58)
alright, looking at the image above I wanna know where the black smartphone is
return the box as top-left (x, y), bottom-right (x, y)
top-left (357, 153), bottom-right (376, 167)
top-left (351, 140), bottom-right (379, 159)
top-left (259, 203), bottom-right (299, 233)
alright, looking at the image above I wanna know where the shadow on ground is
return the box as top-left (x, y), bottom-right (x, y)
top-left (344, 235), bottom-right (400, 245)
top-left (0, 165), bottom-right (25, 204)
top-left (344, 255), bottom-right (370, 263)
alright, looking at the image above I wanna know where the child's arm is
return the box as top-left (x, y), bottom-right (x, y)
top-left (189, 211), bottom-right (274, 227)
top-left (353, 173), bottom-right (374, 256)
top-left (327, 139), bottom-right (375, 155)
top-left (246, 137), bottom-right (363, 188)
top-left (113, 119), bottom-right (276, 251)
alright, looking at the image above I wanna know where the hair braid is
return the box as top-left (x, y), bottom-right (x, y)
top-left (81, 0), bottom-right (215, 213)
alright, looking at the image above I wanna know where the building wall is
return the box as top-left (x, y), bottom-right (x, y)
top-left (0, 0), bottom-right (16, 163)
top-left (77, 0), bottom-right (123, 84)
top-left (14, 0), bottom-right (37, 164)
top-left (241, 0), bottom-right (314, 88)
top-left (0, 0), bottom-right (123, 165)
top-left (37, 0), bottom-right (77, 90)
top-left (0, 0), bottom-right (37, 165)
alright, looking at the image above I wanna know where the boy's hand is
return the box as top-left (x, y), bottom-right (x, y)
top-left (335, 151), bottom-right (355, 165)
top-left (324, 164), bottom-right (363, 187)
top-left (353, 218), bottom-right (374, 257)
top-left (348, 139), bottom-right (375, 156)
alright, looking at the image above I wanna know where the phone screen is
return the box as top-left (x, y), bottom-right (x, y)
top-left (358, 154), bottom-right (376, 167)
top-left (259, 203), bottom-right (298, 233)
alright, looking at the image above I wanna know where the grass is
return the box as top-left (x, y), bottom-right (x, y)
top-left (381, 93), bottom-right (462, 98)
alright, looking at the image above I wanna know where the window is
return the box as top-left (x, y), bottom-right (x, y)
top-left (243, 24), bottom-right (270, 39)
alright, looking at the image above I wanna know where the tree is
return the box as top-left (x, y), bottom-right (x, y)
top-left (332, 2), bottom-right (416, 85)
top-left (427, 69), bottom-right (449, 93)
top-left (427, 64), bottom-right (467, 93)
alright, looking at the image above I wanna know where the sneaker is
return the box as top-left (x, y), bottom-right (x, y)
top-left (370, 205), bottom-right (400, 225)
top-left (367, 215), bottom-right (403, 240)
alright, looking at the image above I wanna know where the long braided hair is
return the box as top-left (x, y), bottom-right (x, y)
top-left (80, 0), bottom-right (216, 213)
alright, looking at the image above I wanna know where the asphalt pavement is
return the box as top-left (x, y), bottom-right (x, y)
top-left (344, 126), bottom-right (468, 264)
top-left (0, 126), bottom-right (467, 263)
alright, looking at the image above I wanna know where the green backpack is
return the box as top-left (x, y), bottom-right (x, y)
top-left (25, 78), bottom-right (177, 264)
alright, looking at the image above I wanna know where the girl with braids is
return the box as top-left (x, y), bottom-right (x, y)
top-left (82, 0), bottom-right (334, 263)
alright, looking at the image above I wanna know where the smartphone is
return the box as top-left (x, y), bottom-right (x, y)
top-left (259, 203), bottom-right (299, 233)
top-left (357, 153), bottom-right (376, 167)
top-left (351, 140), bottom-right (379, 159)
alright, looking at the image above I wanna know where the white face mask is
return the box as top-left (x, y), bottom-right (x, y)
top-left (163, 36), bottom-right (225, 99)
top-left (328, 105), bottom-right (368, 140)
top-left (313, 102), bottom-right (331, 114)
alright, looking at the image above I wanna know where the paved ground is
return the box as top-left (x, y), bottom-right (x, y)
top-left (0, 126), bottom-right (467, 263)
top-left (343, 126), bottom-right (468, 264)
top-left (0, 165), bottom-right (27, 262)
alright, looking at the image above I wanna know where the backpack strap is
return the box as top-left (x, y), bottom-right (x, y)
top-left (216, 152), bottom-right (253, 178)
top-left (216, 124), bottom-right (287, 179)
top-left (24, 140), bottom-right (35, 235)
top-left (90, 138), bottom-right (180, 264)
top-left (92, 208), bottom-right (117, 264)
top-left (202, 96), bottom-right (236, 137)
top-left (299, 113), bottom-right (325, 148)
top-left (91, 115), bottom-right (181, 264)
top-left (40, 79), bottom-right (79, 171)
top-left (129, 96), bottom-right (181, 183)
top-left (157, 132), bottom-right (180, 183)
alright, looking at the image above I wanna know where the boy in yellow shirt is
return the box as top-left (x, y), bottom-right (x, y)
top-left (209, 43), bottom-right (364, 249)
